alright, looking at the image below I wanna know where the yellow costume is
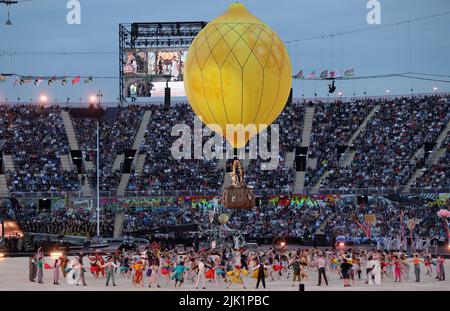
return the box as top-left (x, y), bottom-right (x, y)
top-left (226, 268), bottom-right (248, 283)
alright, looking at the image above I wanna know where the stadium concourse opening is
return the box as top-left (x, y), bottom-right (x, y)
top-left (0, 0), bottom-right (449, 298)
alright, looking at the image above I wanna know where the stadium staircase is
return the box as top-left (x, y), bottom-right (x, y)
top-left (402, 118), bottom-right (450, 192)
top-left (60, 154), bottom-right (73, 171)
top-left (285, 152), bottom-right (294, 169)
top-left (113, 209), bottom-right (125, 238)
top-left (3, 155), bottom-right (15, 172)
top-left (292, 107), bottom-right (315, 194)
top-left (314, 212), bottom-right (335, 235)
top-left (61, 111), bottom-right (80, 150)
top-left (132, 111), bottom-right (152, 150)
top-left (135, 153), bottom-right (147, 170)
top-left (309, 105), bottom-right (380, 194)
top-left (0, 175), bottom-right (9, 196)
top-left (116, 174), bottom-right (130, 196)
top-left (294, 171), bottom-right (305, 193)
top-left (403, 168), bottom-right (427, 193)
top-left (347, 104), bottom-right (380, 146)
top-left (116, 110), bottom-right (152, 196)
top-left (112, 154), bottom-right (124, 172)
top-left (301, 107), bottom-right (315, 148)
top-left (81, 176), bottom-right (91, 195)
top-left (1, 155), bottom-right (14, 196)
top-left (426, 118), bottom-right (450, 165)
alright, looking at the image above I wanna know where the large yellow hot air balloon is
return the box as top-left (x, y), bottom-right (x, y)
top-left (184, 2), bottom-right (292, 148)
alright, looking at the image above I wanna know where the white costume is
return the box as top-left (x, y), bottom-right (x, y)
top-left (66, 259), bottom-right (80, 285)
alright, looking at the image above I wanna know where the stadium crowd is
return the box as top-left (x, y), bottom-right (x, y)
top-left (320, 96), bottom-right (450, 189)
top-left (72, 105), bottom-right (145, 192)
top-left (304, 99), bottom-right (375, 187)
top-left (126, 104), bottom-right (223, 194)
top-left (0, 105), bottom-right (80, 192)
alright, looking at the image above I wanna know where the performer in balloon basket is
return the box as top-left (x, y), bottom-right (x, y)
top-left (224, 159), bottom-right (256, 209)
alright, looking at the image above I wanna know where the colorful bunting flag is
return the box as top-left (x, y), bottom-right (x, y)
top-left (83, 76), bottom-right (93, 84)
top-left (72, 75), bottom-right (81, 85)
top-left (305, 70), bottom-right (316, 79)
top-left (344, 68), bottom-right (354, 77)
top-left (294, 70), bottom-right (304, 79)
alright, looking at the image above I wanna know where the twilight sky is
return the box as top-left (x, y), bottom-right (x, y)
top-left (0, 0), bottom-right (449, 102)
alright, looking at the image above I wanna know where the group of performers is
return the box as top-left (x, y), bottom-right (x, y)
top-left (27, 242), bottom-right (446, 288)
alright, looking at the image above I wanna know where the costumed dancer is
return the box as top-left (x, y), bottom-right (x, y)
top-left (253, 261), bottom-right (270, 289)
top-left (148, 260), bottom-right (161, 288)
top-left (103, 256), bottom-right (118, 286)
top-left (340, 258), bottom-right (353, 287)
top-left (195, 258), bottom-right (209, 289)
top-left (28, 254), bottom-right (37, 282)
top-left (171, 261), bottom-right (189, 288)
top-left (226, 264), bottom-right (248, 289)
top-left (393, 256), bottom-right (402, 282)
top-left (53, 258), bottom-right (60, 285)
top-left (59, 254), bottom-right (68, 278)
top-left (76, 254), bottom-right (87, 286)
top-left (288, 257), bottom-right (302, 287)
top-left (132, 258), bottom-right (145, 288)
top-left (89, 252), bottom-right (105, 279)
top-left (437, 255), bottom-right (445, 281)
top-left (36, 254), bottom-right (45, 284)
top-left (160, 257), bottom-right (172, 285)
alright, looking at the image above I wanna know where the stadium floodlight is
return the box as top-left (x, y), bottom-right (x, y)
top-left (386, 89), bottom-right (390, 94)
top-left (40, 95), bottom-right (47, 102)
top-left (433, 86), bottom-right (438, 92)
top-left (89, 95), bottom-right (97, 103)
top-left (338, 91), bottom-right (342, 97)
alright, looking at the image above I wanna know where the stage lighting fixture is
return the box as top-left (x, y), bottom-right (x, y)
top-left (40, 95), bottom-right (48, 102)
top-left (328, 80), bottom-right (336, 94)
top-left (48, 79), bottom-right (53, 86)
top-left (62, 79), bottom-right (66, 85)
top-left (19, 79), bottom-right (25, 85)
top-left (339, 242), bottom-right (345, 247)
top-left (34, 79), bottom-right (40, 86)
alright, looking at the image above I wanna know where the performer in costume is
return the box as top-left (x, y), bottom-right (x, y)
top-left (171, 261), bottom-right (189, 288)
top-left (226, 265), bottom-right (248, 289)
top-left (53, 258), bottom-right (60, 285)
top-left (160, 257), bottom-right (172, 285)
top-left (103, 256), bottom-right (118, 286)
top-left (59, 254), bottom-right (68, 278)
top-left (132, 258), bottom-right (145, 288)
top-left (288, 257), bottom-right (302, 287)
top-left (253, 261), bottom-right (270, 289)
top-left (36, 254), bottom-right (45, 284)
top-left (28, 254), bottom-right (37, 282)
top-left (65, 259), bottom-right (76, 285)
top-left (148, 261), bottom-right (161, 288)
